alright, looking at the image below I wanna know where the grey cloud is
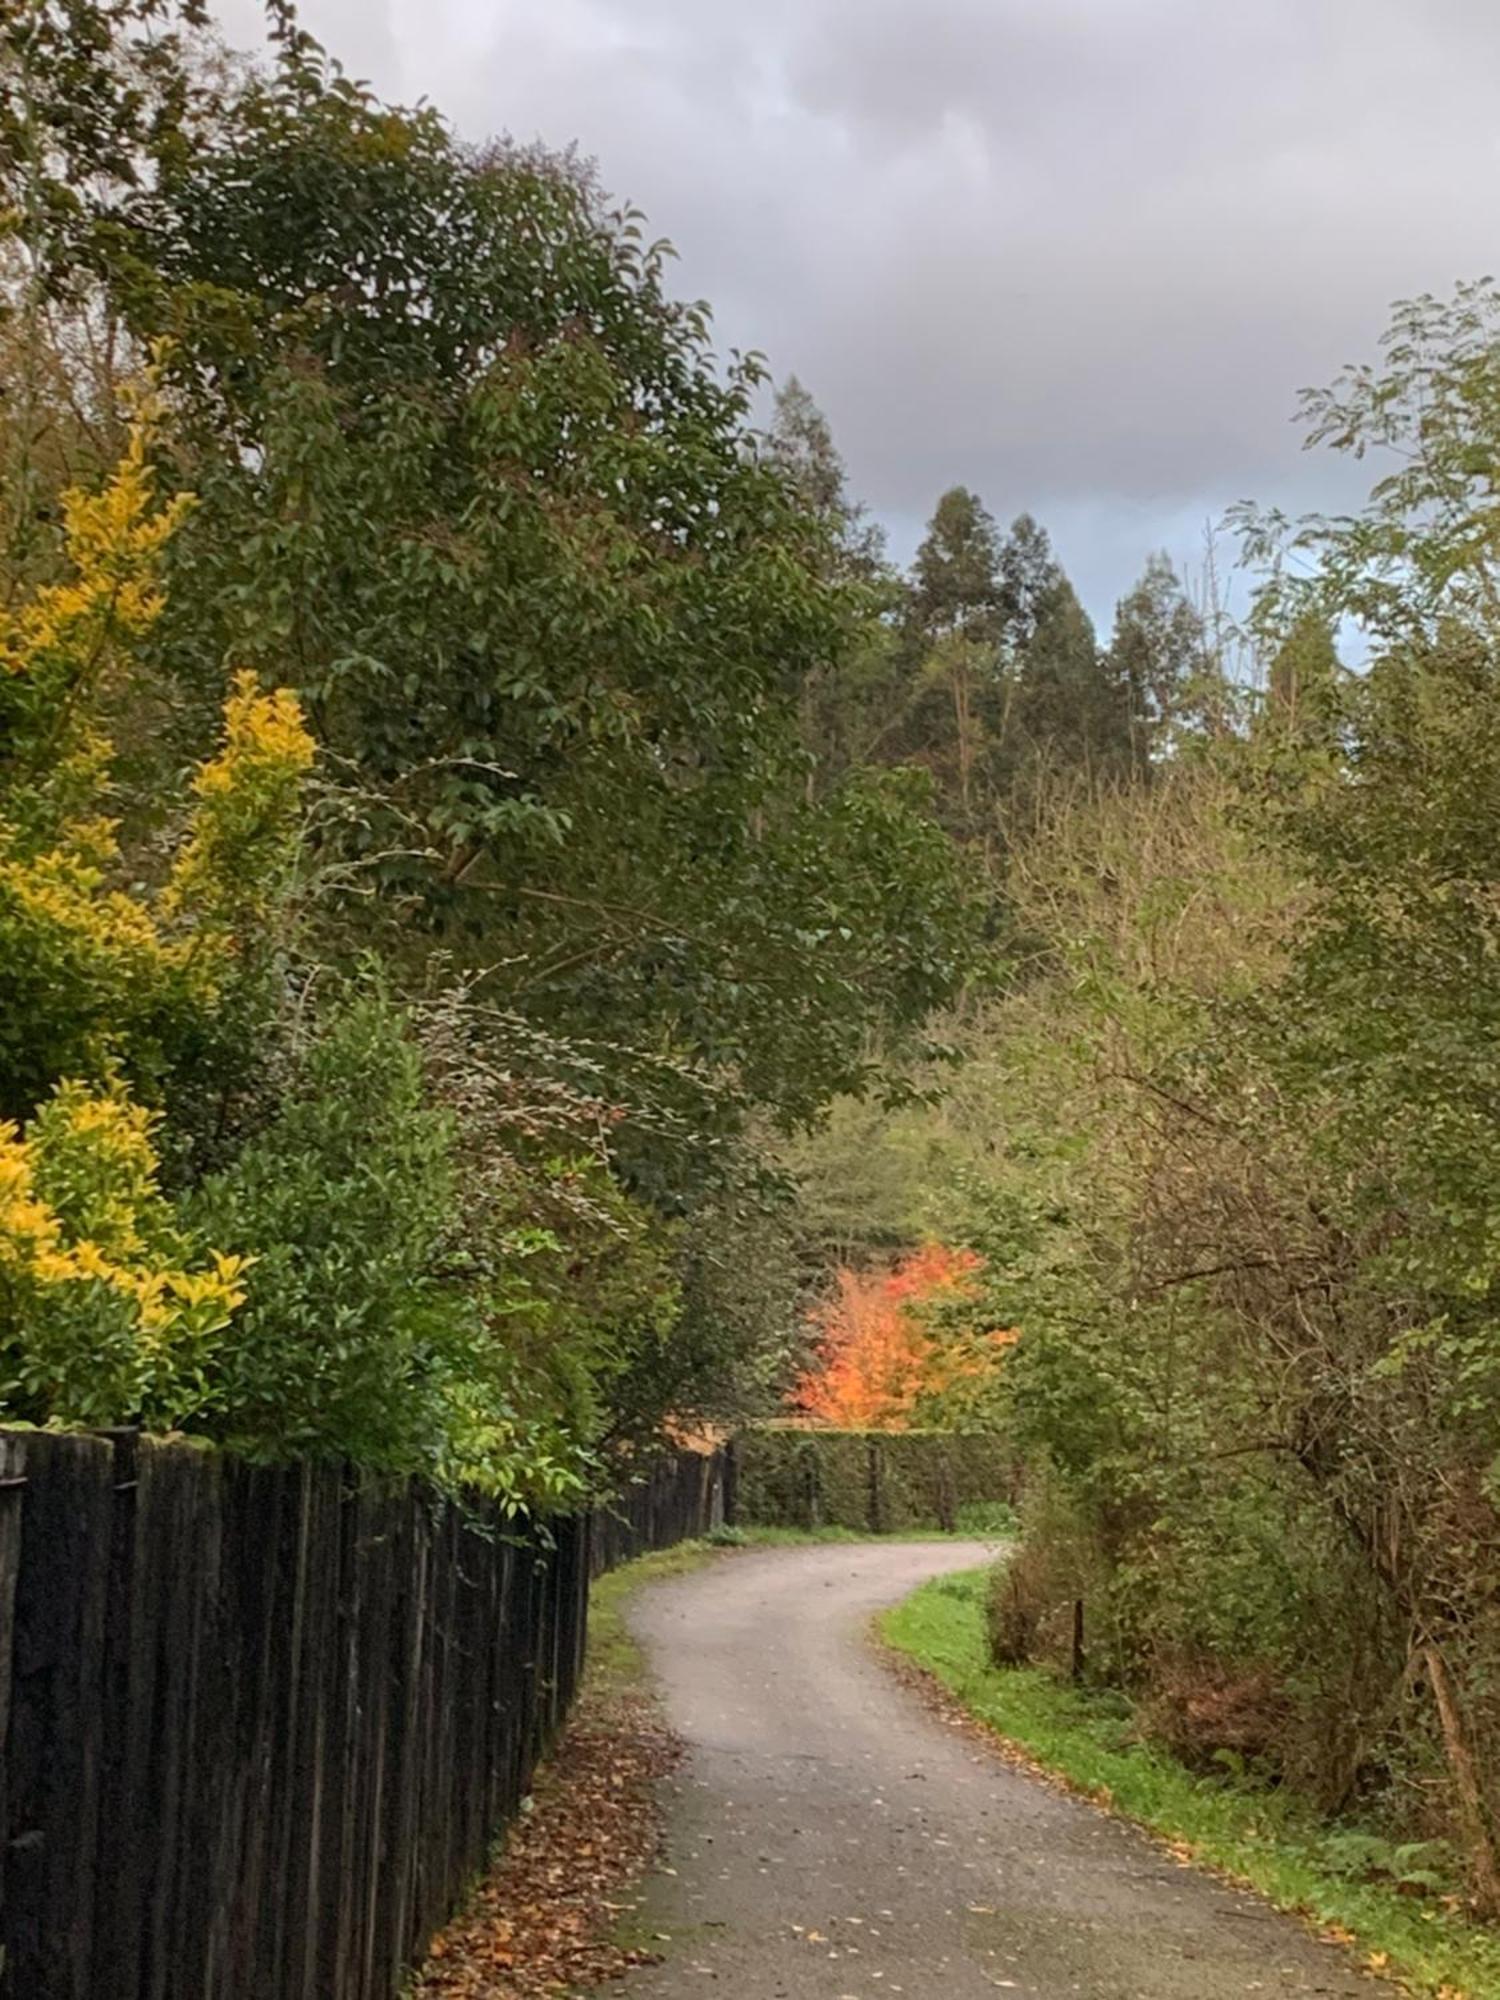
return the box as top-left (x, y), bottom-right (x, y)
top-left (211, 0), bottom-right (1500, 625)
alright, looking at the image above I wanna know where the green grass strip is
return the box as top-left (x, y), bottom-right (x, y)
top-left (585, 1540), bottom-right (725, 1697)
top-left (881, 1568), bottom-right (1500, 2000)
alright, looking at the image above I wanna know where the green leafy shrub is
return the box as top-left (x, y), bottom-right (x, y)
top-left (986, 1462), bottom-right (1105, 1671)
top-left (188, 990), bottom-right (680, 1508)
top-left (187, 994), bottom-right (478, 1476)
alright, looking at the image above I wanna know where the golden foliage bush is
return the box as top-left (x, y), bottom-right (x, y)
top-left (0, 390), bottom-right (312, 1430)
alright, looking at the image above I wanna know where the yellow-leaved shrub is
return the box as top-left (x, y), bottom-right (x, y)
top-left (166, 671), bottom-right (316, 931)
top-left (0, 1080), bottom-right (249, 1427)
top-left (0, 384), bottom-right (314, 1112)
top-left (0, 377), bottom-right (313, 1428)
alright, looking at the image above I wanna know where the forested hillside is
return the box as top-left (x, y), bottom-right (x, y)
top-left (7, 0), bottom-right (1500, 1950)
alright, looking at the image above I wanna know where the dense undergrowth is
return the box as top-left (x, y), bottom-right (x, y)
top-left (789, 292), bottom-right (1500, 1918)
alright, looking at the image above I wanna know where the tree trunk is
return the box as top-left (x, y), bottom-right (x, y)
top-left (953, 667), bottom-right (973, 821)
top-left (1424, 1642), bottom-right (1500, 1917)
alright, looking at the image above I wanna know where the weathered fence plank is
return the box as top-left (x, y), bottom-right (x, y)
top-left (2, 1433), bottom-right (113, 2000)
top-left (0, 1431), bottom-right (28, 1990)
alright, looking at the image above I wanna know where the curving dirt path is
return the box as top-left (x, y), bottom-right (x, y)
top-left (619, 1541), bottom-right (1384, 2000)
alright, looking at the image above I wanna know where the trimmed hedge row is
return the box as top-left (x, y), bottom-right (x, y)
top-left (731, 1427), bottom-right (1016, 1533)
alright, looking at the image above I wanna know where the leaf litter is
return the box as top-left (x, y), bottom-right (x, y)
top-left (415, 1685), bottom-right (683, 1998)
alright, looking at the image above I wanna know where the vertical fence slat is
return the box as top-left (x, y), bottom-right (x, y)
top-left (1, 1434), bottom-right (113, 2000)
top-left (220, 1458), bottom-right (288, 2000)
top-left (92, 1430), bottom-right (145, 2000)
top-left (0, 1432), bottom-right (24, 1994)
top-left (172, 1447), bottom-right (229, 2000)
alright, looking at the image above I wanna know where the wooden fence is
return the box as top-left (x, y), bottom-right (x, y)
top-left (587, 1446), bottom-right (728, 1574)
top-left (0, 1428), bottom-right (725, 2000)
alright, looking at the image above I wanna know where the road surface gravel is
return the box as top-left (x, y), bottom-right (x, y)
top-left (620, 1540), bottom-right (1384, 2000)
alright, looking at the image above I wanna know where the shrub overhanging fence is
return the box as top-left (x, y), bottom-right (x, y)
top-left (0, 1428), bottom-right (726, 2000)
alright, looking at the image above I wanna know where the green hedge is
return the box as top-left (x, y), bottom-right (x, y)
top-left (731, 1428), bottom-right (1017, 1533)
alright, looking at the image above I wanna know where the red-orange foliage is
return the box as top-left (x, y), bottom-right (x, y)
top-left (792, 1242), bottom-right (985, 1430)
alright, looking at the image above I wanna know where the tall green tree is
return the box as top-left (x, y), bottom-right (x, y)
top-left (32, 29), bottom-right (976, 1131)
top-left (1107, 552), bottom-right (1208, 772)
top-left (996, 510), bottom-right (1059, 652)
top-left (765, 375), bottom-right (900, 791)
top-left (893, 498), bottom-right (1132, 836)
top-left (1263, 610), bottom-right (1342, 744)
top-left (1013, 574), bottom-right (1120, 783)
top-left (764, 374), bottom-right (886, 581)
top-left (999, 515), bottom-right (1129, 798)
top-left (896, 487), bottom-right (1006, 836)
top-left (910, 486), bottom-right (1004, 643)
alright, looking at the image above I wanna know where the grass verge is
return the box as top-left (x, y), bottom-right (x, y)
top-left (586, 1540), bottom-right (724, 1697)
top-left (881, 1567), bottom-right (1500, 2000)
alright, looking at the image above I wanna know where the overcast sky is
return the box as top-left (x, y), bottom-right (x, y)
top-left (216, 0), bottom-right (1500, 632)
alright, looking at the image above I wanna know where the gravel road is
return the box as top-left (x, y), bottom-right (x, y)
top-left (620, 1540), bottom-right (1384, 2000)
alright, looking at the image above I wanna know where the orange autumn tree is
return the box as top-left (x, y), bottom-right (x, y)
top-left (792, 1242), bottom-right (987, 1429)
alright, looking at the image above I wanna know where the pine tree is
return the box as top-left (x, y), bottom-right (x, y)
top-left (765, 377), bottom-right (896, 789)
top-left (1013, 573), bottom-right (1124, 787)
top-left (899, 489), bottom-right (1006, 834)
top-left (997, 511), bottom-right (1061, 655)
top-left (910, 487), bottom-right (1003, 643)
top-left (765, 375), bottom-right (886, 582)
top-left (1002, 516), bottom-right (1129, 793)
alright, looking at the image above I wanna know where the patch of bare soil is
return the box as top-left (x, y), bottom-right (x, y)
top-left (414, 1689), bottom-right (682, 1998)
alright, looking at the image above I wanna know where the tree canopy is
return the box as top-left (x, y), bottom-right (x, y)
top-left (0, 0), bottom-right (979, 1493)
